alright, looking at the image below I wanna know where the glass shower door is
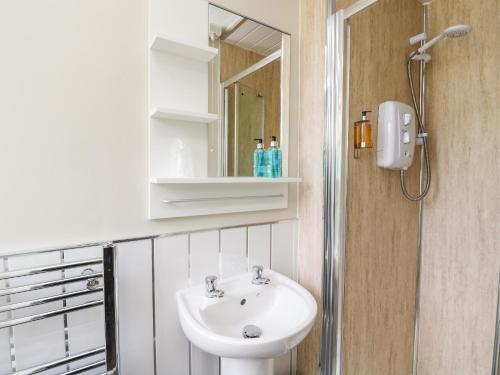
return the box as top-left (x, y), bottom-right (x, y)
top-left (225, 82), bottom-right (265, 176)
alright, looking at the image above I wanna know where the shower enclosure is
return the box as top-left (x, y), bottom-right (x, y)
top-left (207, 5), bottom-right (290, 178)
top-left (322, 0), bottom-right (422, 374)
top-left (321, 1), bottom-right (498, 375)
top-left (224, 83), bottom-right (265, 176)
top-left (218, 50), bottom-right (284, 178)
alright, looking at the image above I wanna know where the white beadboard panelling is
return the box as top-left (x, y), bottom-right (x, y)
top-left (220, 227), bottom-right (248, 278)
top-left (63, 310), bottom-right (104, 374)
top-left (8, 253), bottom-right (65, 374)
top-left (189, 230), bottom-right (220, 375)
top-left (64, 246), bottom-right (105, 375)
top-left (248, 224), bottom-right (271, 269)
top-left (0, 270), bottom-right (11, 374)
top-left (116, 240), bottom-right (155, 375)
top-left (190, 345), bottom-right (219, 375)
top-left (0, 220), bottom-right (298, 374)
top-left (271, 220), bottom-right (298, 375)
top-left (154, 235), bottom-right (190, 375)
top-left (13, 317), bottom-right (65, 375)
top-left (0, 331), bottom-right (9, 372)
top-left (0, 335), bottom-right (9, 372)
top-left (271, 221), bottom-right (297, 279)
top-left (189, 230), bottom-right (220, 285)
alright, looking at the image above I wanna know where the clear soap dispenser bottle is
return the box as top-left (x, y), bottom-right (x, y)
top-left (269, 136), bottom-right (282, 178)
top-left (253, 138), bottom-right (265, 177)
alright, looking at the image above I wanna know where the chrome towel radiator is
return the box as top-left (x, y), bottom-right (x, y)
top-left (0, 244), bottom-right (119, 375)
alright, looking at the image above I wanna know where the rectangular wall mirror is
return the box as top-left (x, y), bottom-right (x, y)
top-left (208, 4), bottom-right (290, 177)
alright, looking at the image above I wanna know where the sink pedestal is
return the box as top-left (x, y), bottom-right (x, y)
top-left (221, 358), bottom-right (274, 375)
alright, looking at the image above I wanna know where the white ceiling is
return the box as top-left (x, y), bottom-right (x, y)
top-left (209, 6), bottom-right (243, 31)
top-left (209, 6), bottom-right (282, 56)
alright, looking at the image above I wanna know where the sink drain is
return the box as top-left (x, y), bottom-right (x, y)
top-left (243, 325), bottom-right (262, 339)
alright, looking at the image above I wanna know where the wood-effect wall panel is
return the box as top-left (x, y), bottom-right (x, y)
top-left (297, 0), bottom-right (326, 374)
top-left (417, 1), bottom-right (500, 374)
top-left (342, 1), bottom-right (421, 375)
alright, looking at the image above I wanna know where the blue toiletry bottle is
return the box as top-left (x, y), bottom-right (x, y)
top-left (253, 139), bottom-right (265, 177)
top-left (263, 145), bottom-right (272, 178)
top-left (269, 136), bottom-right (282, 178)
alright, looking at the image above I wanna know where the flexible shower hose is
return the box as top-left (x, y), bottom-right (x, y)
top-left (400, 53), bottom-right (432, 201)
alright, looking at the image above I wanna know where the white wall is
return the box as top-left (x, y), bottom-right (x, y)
top-left (0, 0), bottom-right (300, 252)
top-left (0, 220), bottom-right (297, 375)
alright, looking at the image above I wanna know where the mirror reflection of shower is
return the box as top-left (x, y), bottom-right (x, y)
top-left (208, 4), bottom-right (290, 177)
top-left (225, 83), bottom-right (266, 176)
top-left (401, 19), bottom-right (472, 201)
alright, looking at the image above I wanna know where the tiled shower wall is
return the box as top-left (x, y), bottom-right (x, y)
top-left (0, 220), bottom-right (297, 375)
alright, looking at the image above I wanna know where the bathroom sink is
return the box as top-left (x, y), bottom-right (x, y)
top-left (176, 269), bottom-right (317, 375)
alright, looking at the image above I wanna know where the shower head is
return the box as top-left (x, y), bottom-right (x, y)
top-left (443, 24), bottom-right (472, 38)
top-left (417, 24), bottom-right (472, 53)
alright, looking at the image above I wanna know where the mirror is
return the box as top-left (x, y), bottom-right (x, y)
top-left (208, 5), bottom-right (290, 177)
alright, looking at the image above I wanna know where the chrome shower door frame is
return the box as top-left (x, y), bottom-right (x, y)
top-left (321, 5), bottom-right (348, 375)
top-left (493, 273), bottom-right (500, 375)
top-left (321, 1), bottom-right (378, 375)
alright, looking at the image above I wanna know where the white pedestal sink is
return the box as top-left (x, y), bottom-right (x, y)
top-left (176, 269), bottom-right (317, 375)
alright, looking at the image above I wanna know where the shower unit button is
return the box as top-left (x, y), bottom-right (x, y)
top-left (403, 113), bottom-right (412, 126)
top-left (402, 131), bottom-right (411, 144)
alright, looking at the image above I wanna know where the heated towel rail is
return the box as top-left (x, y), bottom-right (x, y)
top-left (0, 244), bottom-right (119, 375)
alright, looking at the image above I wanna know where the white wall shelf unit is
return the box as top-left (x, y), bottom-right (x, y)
top-left (149, 181), bottom-right (291, 219)
top-left (150, 107), bottom-right (218, 123)
top-left (150, 34), bottom-right (218, 62)
top-left (150, 177), bottom-right (302, 184)
top-left (148, 0), bottom-right (297, 219)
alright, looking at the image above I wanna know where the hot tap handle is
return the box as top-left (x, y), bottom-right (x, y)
top-left (205, 275), bottom-right (217, 291)
top-left (252, 265), bottom-right (263, 278)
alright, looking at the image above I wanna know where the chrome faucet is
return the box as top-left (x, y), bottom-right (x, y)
top-left (205, 275), bottom-right (224, 298)
top-left (252, 265), bottom-right (270, 285)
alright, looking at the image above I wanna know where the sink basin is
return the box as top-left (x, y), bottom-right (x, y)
top-left (176, 269), bottom-right (317, 375)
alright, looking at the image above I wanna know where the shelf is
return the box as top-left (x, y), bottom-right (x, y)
top-left (150, 177), bottom-right (302, 184)
top-left (150, 34), bottom-right (218, 62)
top-left (150, 107), bottom-right (218, 123)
